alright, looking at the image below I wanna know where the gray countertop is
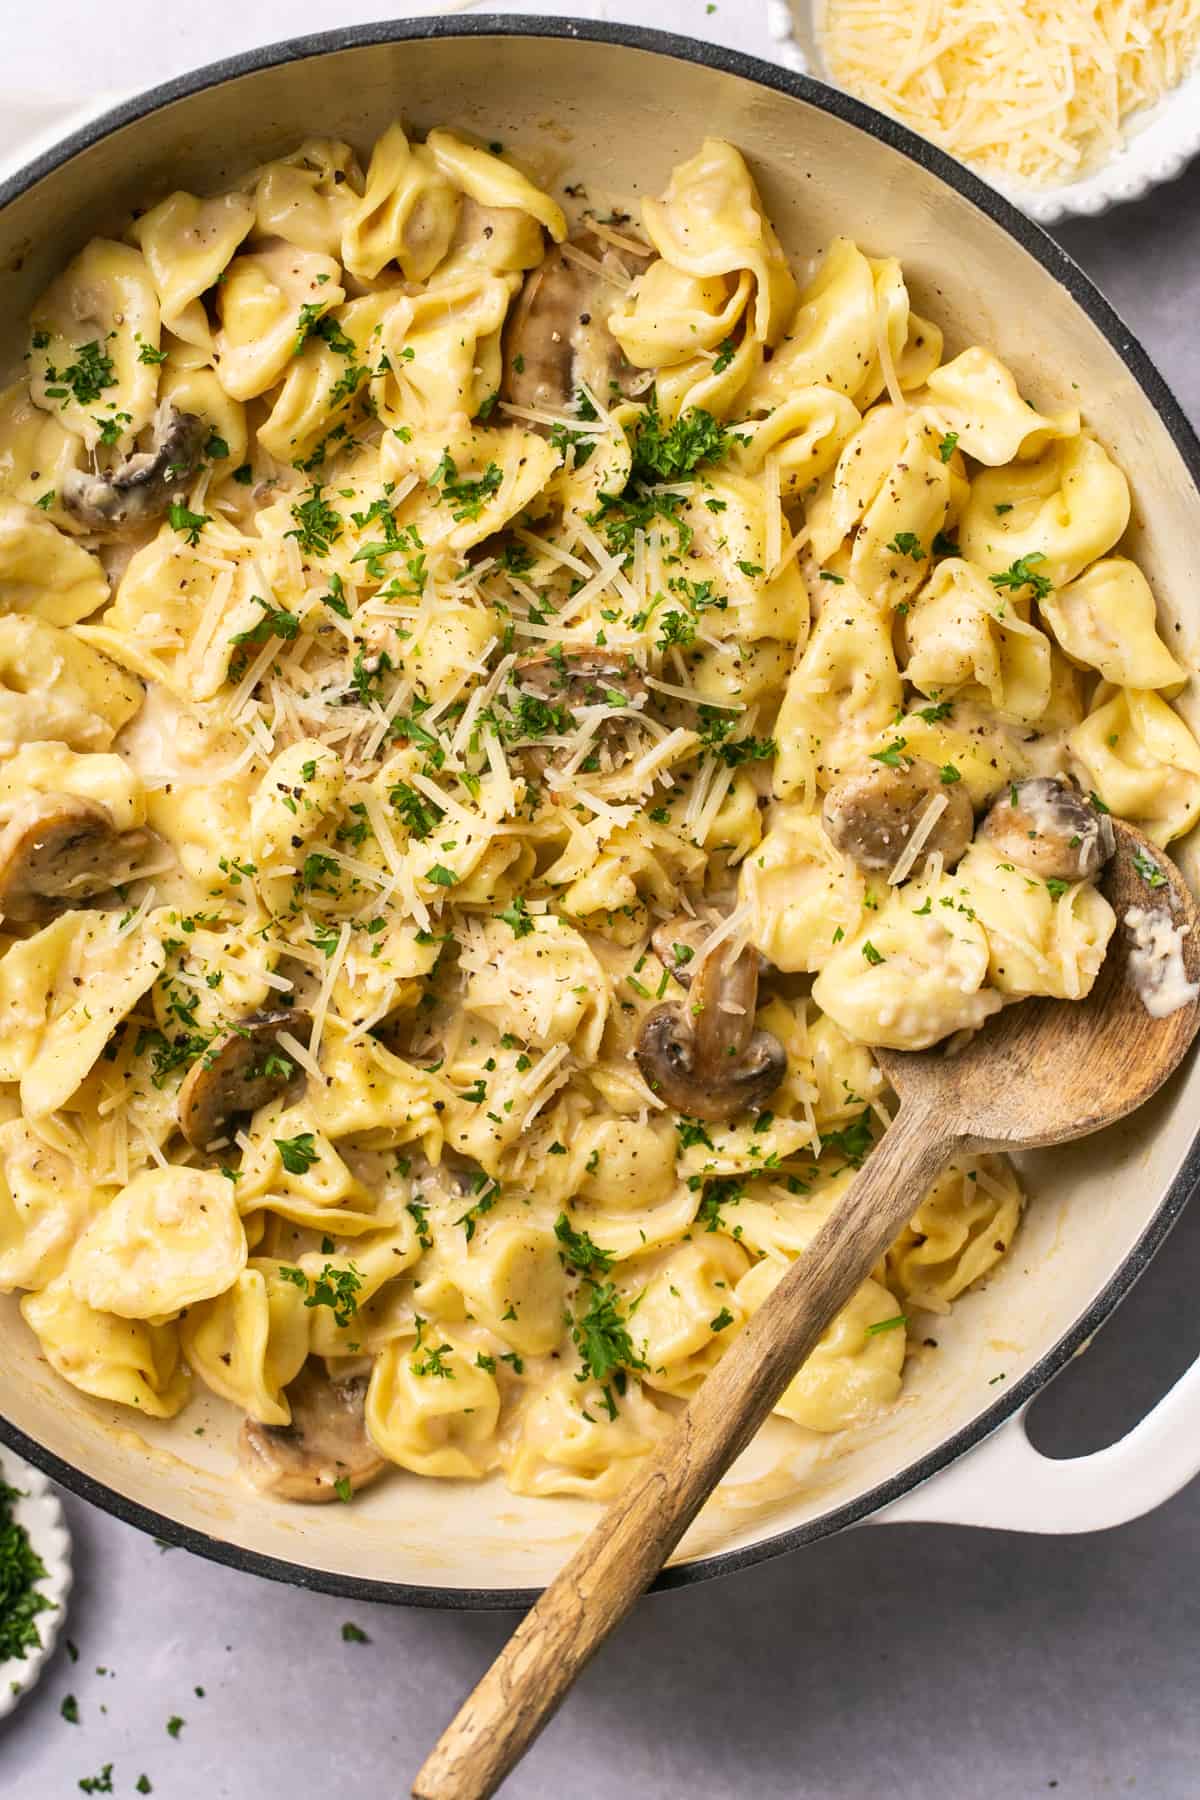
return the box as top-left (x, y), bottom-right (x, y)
top-left (4, 20), bottom-right (1200, 1799)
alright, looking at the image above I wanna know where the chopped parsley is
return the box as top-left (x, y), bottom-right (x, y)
top-left (695, 1176), bottom-right (744, 1232)
top-left (696, 705), bottom-right (775, 767)
top-left (42, 339), bottom-right (115, 407)
top-left (498, 895), bottom-right (534, 938)
top-left (554, 1213), bottom-right (615, 1276)
top-left (280, 1260), bottom-right (362, 1326)
top-left (630, 399), bottom-right (729, 482)
top-left (389, 780), bottom-right (442, 840)
top-left (989, 552), bottom-right (1052, 602)
top-left (886, 531), bottom-right (924, 561)
top-left (1132, 846), bottom-right (1168, 890)
top-left (287, 485), bottom-right (343, 557)
top-left (274, 1132), bottom-right (318, 1175)
top-left (166, 502), bottom-right (209, 546)
top-left (229, 597), bottom-right (300, 648)
top-left (431, 452), bottom-right (503, 522)
top-left (819, 1112), bottom-right (875, 1168)
top-left (569, 1282), bottom-right (646, 1400)
top-left (455, 1174), bottom-right (500, 1243)
top-left (412, 1341), bottom-right (456, 1379)
top-left (870, 738), bottom-right (910, 769)
top-left (865, 1314), bottom-right (908, 1337)
top-left (0, 1478), bottom-right (53, 1662)
top-left (937, 431), bottom-right (959, 463)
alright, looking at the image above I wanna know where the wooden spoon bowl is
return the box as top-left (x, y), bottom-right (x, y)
top-left (414, 820), bottom-right (1200, 1800)
top-left (878, 820), bottom-right (1200, 1149)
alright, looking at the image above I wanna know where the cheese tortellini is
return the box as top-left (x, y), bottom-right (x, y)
top-left (2, 124), bottom-right (1190, 1517)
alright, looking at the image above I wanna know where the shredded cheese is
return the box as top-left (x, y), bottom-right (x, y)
top-left (820, 0), bottom-right (1200, 186)
top-left (887, 791), bottom-right (949, 885)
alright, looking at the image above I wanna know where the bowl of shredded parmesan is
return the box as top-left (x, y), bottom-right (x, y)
top-left (775, 0), bottom-right (1200, 219)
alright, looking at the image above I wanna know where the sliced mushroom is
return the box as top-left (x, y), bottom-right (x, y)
top-left (0, 795), bottom-right (152, 921)
top-left (62, 402), bottom-right (208, 531)
top-left (635, 935), bottom-right (785, 1121)
top-left (650, 914), bottom-right (713, 987)
top-left (239, 1363), bottom-right (387, 1503)
top-left (502, 229), bottom-right (652, 412)
top-left (177, 1009), bottom-right (310, 1150)
top-left (511, 649), bottom-right (649, 777)
top-left (981, 776), bottom-right (1116, 882)
top-left (822, 756), bottom-right (974, 874)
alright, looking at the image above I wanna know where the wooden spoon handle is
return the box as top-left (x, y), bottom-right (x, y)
top-left (413, 1099), bottom-right (958, 1800)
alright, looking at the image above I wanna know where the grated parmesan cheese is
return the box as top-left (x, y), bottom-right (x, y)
top-left (887, 791), bottom-right (949, 885)
top-left (819, 0), bottom-right (1200, 186)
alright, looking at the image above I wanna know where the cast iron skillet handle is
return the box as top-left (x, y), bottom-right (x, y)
top-left (412, 1102), bottom-right (959, 1800)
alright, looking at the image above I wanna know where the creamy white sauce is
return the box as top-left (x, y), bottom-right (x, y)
top-left (116, 685), bottom-right (246, 788)
top-left (1124, 906), bottom-right (1200, 1018)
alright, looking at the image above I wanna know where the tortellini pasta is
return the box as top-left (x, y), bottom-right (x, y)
top-left (1041, 558), bottom-right (1186, 692)
top-left (958, 431), bottom-right (1130, 588)
top-left (0, 500), bottom-right (108, 626)
top-left (214, 241), bottom-right (346, 400)
top-left (253, 139), bottom-right (364, 255)
top-left (21, 1277), bottom-right (190, 1417)
top-left (1, 123), bottom-right (1187, 1516)
top-left (921, 347), bottom-right (1079, 466)
top-left (366, 1330), bottom-right (501, 1479)
top-left (1070, 687), bottom-right (1200, 845)
top-left (66, 1168), bottom-right (247, 1318)
top-left (735, 1259), bottom-right (905, 1431)
top-left (903, 557), bottom-right (1053, 725)
top-left (178, 1259), bottom-right (310, 1424)
top-left (812, 869), bottom-right (1004, 1050)
top-left (28, 241), bottom-right (161, 449)
top-left (130, 190), bottom-right (255, 349)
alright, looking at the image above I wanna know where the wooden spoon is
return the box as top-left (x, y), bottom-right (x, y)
top-left (413, 821), bottom-right (1200, 1800)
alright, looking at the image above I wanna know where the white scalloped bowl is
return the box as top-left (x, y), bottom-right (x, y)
top-left (0, 1450), bottom-right (72, 1720)
top-left (773, 0), bottom-right (1200, 222)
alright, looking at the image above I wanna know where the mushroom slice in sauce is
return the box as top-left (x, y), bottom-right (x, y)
top-left (650, 914), bottom-right (713, 988)
top-left (822, 755), bottom-right (974, 875)
top-left (62, 402), bottom-right (208, 531)
top-left (177, 1009), bottom-right (311, 1150)
top-left (0, 795), bottom-right (152, 922)
top-left (635, 934), bottom-right (785, 1122)
top-left (981, 776), bottom-right (1115, 882)
top-left (511, 649), bottom-right (649, 777)
top-left (239, 1363), bottom-right (387, 1503)
top-left (502, 229), bottom-right (653, 413)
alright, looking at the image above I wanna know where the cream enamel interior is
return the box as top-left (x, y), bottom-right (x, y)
top-left (0, 28), bottom-right (1197, 1594)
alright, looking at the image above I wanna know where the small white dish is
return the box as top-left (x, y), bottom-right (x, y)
top-left (0, 1447), bottom-right (73, 1721)
top-left (769, 0), bottom-right (1200, 223)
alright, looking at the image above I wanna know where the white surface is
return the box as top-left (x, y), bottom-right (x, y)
top-left (0, 1448), bottom-right (73, 1722)
top-left (0, 0), bottom-right (779, 109)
